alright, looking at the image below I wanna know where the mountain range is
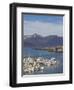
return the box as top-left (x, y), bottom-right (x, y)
top-left (24, 33), bottom-right (63, 48)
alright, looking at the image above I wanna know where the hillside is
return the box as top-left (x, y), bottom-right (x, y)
top-left (24, 33), bottom-right (63, 48)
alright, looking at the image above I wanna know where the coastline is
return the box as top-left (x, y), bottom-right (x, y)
top-left (34, 46), bottom-right (63, 53)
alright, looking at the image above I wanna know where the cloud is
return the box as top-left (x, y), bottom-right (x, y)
top-left (23, 20), bottom-right (63, 36)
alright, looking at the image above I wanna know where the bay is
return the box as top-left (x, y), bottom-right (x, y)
top-left (23, 47), bottom-right (63, 75)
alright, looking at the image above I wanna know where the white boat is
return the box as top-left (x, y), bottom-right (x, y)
top-left (50, 57), bottom-right (56, 61)
top-left (50, 57), bottom-right (57, 65)
top-left (40, 66), bottom-right (44, 70)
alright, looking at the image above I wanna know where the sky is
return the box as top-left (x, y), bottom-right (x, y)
top-left (23, 14), bottom-right (63, 36)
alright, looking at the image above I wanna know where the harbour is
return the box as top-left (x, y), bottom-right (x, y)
top-left (23, 57), bottom-right (57, 74)
top-left (22, 47), bottom-right (63, 75)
